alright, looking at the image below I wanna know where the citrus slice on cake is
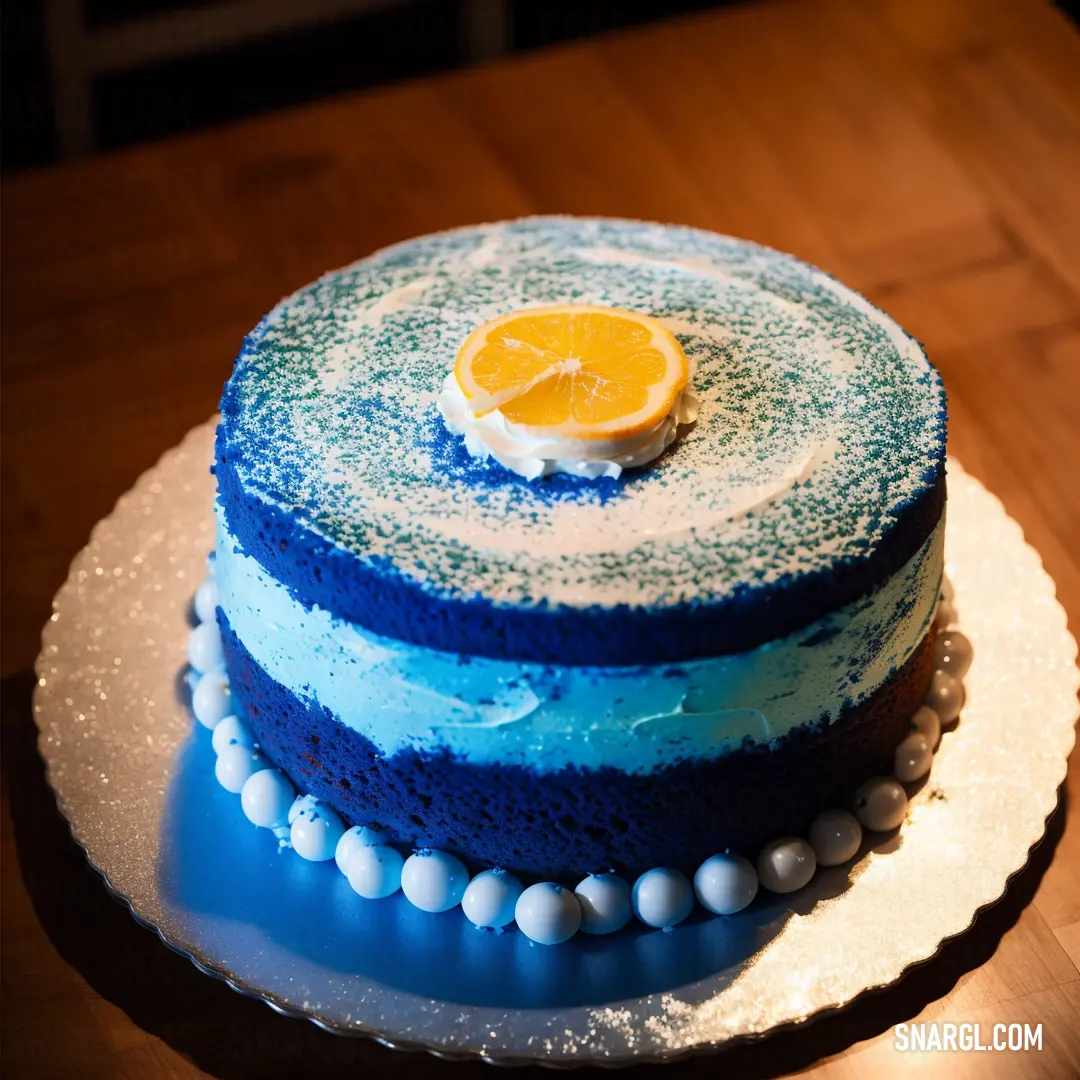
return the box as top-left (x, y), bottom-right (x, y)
top-left (454, 306), bottom-right (690, 441)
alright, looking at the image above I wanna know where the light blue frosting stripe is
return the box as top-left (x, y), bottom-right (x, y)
top-left (216, 505), bottom-right (942, 775)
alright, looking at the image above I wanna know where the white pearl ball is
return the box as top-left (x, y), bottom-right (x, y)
top-left (854, 777), bottom-right (908, 832)
top-left (808, 809), bottom-right (862, 866)
top-left (400, 850), bottom-right (469, 913)
top-left (462, 869), bottom-right (524, 928)
top-left (240, 768), bottom-right (295, 829)
top-left (693, 853), bottom-right (758, 915)
top-left (290, 802), bottom-right (345, 861)
top-left (574, 873), bottom-right (633, 934)
top-left (194, 577), bottom-right (221, 624)
top-left (187, 622), bottom-right (225, 674)
top-left (215, 744), bottom-right (266, 794)
top-left (335, 825), bottom-right (387, 877)
top-left (909, 704), bottom-right (942, 750)
top-left (515, 883), bottom-right (582, 945)
top-left (192, 670), bottom-right (232, 730)
top-left (934, 630), bottom-right (973, 680)
top-left (894, 731), bottom-right (933, 783)
top-left (756, 837), bottom-right (817, 893)
top-left (345, 845), bottom-right (405, 899)
top-left (631, 868), bottom-right (694, 928)
top-left (935, 599), bottom-right (958, 629)
top-left (925, 670), bottom-right (964, 724)
top-left (211, 713), bottom-right (254, 755)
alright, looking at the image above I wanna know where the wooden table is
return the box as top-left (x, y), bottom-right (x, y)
top-left (3, 0), bottom-right (1079, 1075)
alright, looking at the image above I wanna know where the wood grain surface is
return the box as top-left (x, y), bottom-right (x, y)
top-left (3, 1), bottom-right (1079, 1076)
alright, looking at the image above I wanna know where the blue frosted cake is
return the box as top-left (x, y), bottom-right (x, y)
top-left (212, 216), bottom-right (947, 886)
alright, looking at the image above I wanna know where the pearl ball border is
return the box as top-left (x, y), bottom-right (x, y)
top-left (190, 560), bottom-right (969, 945)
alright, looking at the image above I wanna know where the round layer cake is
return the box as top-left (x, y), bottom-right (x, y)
top-left (214, 216), bottom-right (946, 878)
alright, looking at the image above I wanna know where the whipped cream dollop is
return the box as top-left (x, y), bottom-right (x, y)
top-left (437, 373), bottom-right (700, 480)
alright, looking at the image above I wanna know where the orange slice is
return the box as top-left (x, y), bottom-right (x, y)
top-left (454, 306), bottom-right (690, 441)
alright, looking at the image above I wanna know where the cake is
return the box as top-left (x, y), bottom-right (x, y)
top-left (202, 216), bottom-right (954, 936)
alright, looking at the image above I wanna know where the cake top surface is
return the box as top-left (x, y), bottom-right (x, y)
top-left (217, 217), bottom-right (945, 662)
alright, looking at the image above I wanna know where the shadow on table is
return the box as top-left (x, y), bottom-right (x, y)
top-left (3, 669), bottom-right (1069, 1079)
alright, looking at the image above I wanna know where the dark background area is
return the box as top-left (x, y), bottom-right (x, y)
top-left (7, 0), bottom-right (1079, 173)
top-left (3, 0), bottom-right (737, 172)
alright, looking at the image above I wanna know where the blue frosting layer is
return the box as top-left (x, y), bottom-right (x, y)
top-left (221, 612), bottom-right (935, 878)
top-left (216, 502), bottom-right (942, 773)
top-left (216, 217), bottom-right (946, 665)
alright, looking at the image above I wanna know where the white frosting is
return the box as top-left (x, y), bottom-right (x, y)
top-left (437, 373), bottom-right (700, 480)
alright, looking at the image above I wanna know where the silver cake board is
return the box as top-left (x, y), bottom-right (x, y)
top-left (32, 421), bottom-right (1078, 1065)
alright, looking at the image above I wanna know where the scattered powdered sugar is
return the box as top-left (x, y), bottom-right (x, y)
top-left (220, 217), bottom-right (945, 610)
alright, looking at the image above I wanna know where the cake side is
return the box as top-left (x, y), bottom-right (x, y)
top-left (214, 505), bottom-right (942, 774)
top-left (220, 613), bottom-right (936, 877)
top-left (215, 500), bottom-right (943, 877)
